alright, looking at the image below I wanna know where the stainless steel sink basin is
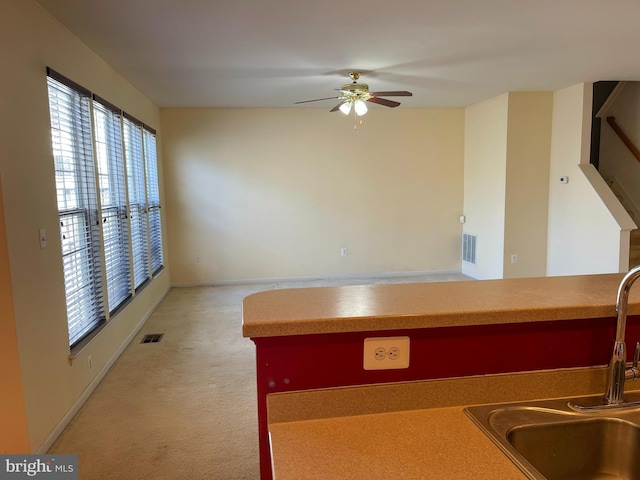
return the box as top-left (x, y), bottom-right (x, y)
top-left (465, 393), bottom-right (640, 480)
top-left (509, 418), bottom-right (640, 479)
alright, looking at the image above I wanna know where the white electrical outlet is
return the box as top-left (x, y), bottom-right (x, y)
top-left (363, 336), bottom-right (410, 370)
top-left (388, 346), bottom-right (400, 360)
top-left (340, 247), bottom-right (348, 256)
top-left (511, 254), bottom-right (518, 264)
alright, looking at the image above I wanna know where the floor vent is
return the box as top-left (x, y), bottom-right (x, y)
top-left (462, 233), bottom-right (477, 265)
top-left (141, 333), bottom-right (164, 344)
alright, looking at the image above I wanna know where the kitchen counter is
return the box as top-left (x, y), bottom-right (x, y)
top-left (267, 368), bottom-right (635, 480)
top-left (270, 406), bottom-right (526, 480)
top-left (244, 273), bottom-right (640, 479)
top-left (243, 273), bottom-right (640, 338)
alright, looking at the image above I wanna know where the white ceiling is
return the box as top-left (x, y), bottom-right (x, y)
top-left (36, 0), bottom-right (640, 109)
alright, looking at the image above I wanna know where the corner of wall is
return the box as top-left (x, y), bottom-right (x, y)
top-left (0, 176), bottom-right (30, 453)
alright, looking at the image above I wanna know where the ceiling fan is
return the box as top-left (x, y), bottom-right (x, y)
top-left (294, 72), bottom-right (413, 116)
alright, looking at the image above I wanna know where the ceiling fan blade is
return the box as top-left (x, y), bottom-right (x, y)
top-left (369, 91), bottom-right (413, 97)
top-left (294, 96), bottom-right (341, 105)
top-left (367, 97), bottom-right (401, 108)
top-left (330, 100), bottom-right (347, 112)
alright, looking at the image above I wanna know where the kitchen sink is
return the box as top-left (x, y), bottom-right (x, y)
top-left (465, 392), bottom-right (640, 480)
top-left (509, 418), bottom-right (640, 479)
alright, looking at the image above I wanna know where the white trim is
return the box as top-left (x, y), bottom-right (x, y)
top-left (580, 166), bottom-right (637, 232)
top-left (596, 81), bottom-right (628, 118)
top-left (171, 270), bottom-right (465, 288)
top-left (35, 284), bottom-right (170, 454)
top-left (604, 176), bottom-right (640, 225)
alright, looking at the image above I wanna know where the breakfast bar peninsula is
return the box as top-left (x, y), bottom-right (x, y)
top-left (242, 273), bottom-right (640, 479)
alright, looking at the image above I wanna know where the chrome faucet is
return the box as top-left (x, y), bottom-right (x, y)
top-left (604, 264), bottom-right (640, 404)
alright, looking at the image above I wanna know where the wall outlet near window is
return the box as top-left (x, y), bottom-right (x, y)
top-left (363, 337), bottom-right (410, 370)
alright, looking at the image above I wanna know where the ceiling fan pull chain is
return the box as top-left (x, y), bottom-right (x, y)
top-left (352, 108), bottom-right (364, 131)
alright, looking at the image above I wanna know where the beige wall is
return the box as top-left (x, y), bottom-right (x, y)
top-left (0, 0), bottom-right (170, 451)
top-left (504, 92), bottom-right (553, 278)
top-left (547, 83), bottom-right (625, 275)
top-left (462, 92), bottom-right (553, 280)
top-left (0, 177), bottom-right (30, 453)
top-left (462, 94), bottom-right (508, 279)
top-left (161, 108), bottom-right (465, 284)
top-left (163, 88), bottom-right (623, 286)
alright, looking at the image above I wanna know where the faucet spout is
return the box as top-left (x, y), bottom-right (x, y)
top-left (604, 265), bottom-right (640, 404)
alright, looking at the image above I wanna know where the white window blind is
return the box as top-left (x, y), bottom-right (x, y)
top-left (144, 129), bottom-right (163, 274)
top-left (123, 117), bottom-right (150, 290)
top-left (47, 72), bottom-right (105, 347)
top-left (47, 69), bottom-right (163, 348)
top-left (93, 99), bottom-right (132, 313)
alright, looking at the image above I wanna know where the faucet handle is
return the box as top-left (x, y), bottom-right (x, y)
top-left (624, 342), bottom-right (640, 383)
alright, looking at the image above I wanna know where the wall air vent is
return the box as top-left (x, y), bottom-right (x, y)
top-left (462, 233), bottom-right (477, 265)
top-left (141, 333), bottom-right (164, 344)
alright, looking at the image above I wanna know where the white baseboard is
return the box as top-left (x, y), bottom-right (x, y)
top-left (171, 269), bottom-right (464, 288)
top-left (35, 284), bottom-right (170, 454)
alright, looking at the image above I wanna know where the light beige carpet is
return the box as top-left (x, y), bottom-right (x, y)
top-left (49, 272), bottom-right (470, 479)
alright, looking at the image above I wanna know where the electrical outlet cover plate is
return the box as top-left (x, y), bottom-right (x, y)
top-left (363, 336), bottom-right (410, 370)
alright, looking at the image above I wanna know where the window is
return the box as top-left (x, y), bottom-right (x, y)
top-left (93, 98), bottom-right (132, 313)
top-left (123, 117), bottom-right (150, 290)
top-left (47, 72), bottom-right (105, 346)
top-left (46, 69), bottom-right (163, 348)
top-left (144, 129), bottom-right (163, 274)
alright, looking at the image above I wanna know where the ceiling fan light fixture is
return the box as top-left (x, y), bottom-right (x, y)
top-left (294, 72), bottom-right (411, 128)
top-left (354, 99), bottom-right (368, 116)
top-left (339, 102), bottom-right (352, 115)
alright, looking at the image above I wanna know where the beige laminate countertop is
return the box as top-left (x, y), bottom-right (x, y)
top-left (269, 406), bottom-right (526, 480)
top-left (267, 368), bottom-right (633, 479)
top-left (243, 273), bottom-right (640, 338)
